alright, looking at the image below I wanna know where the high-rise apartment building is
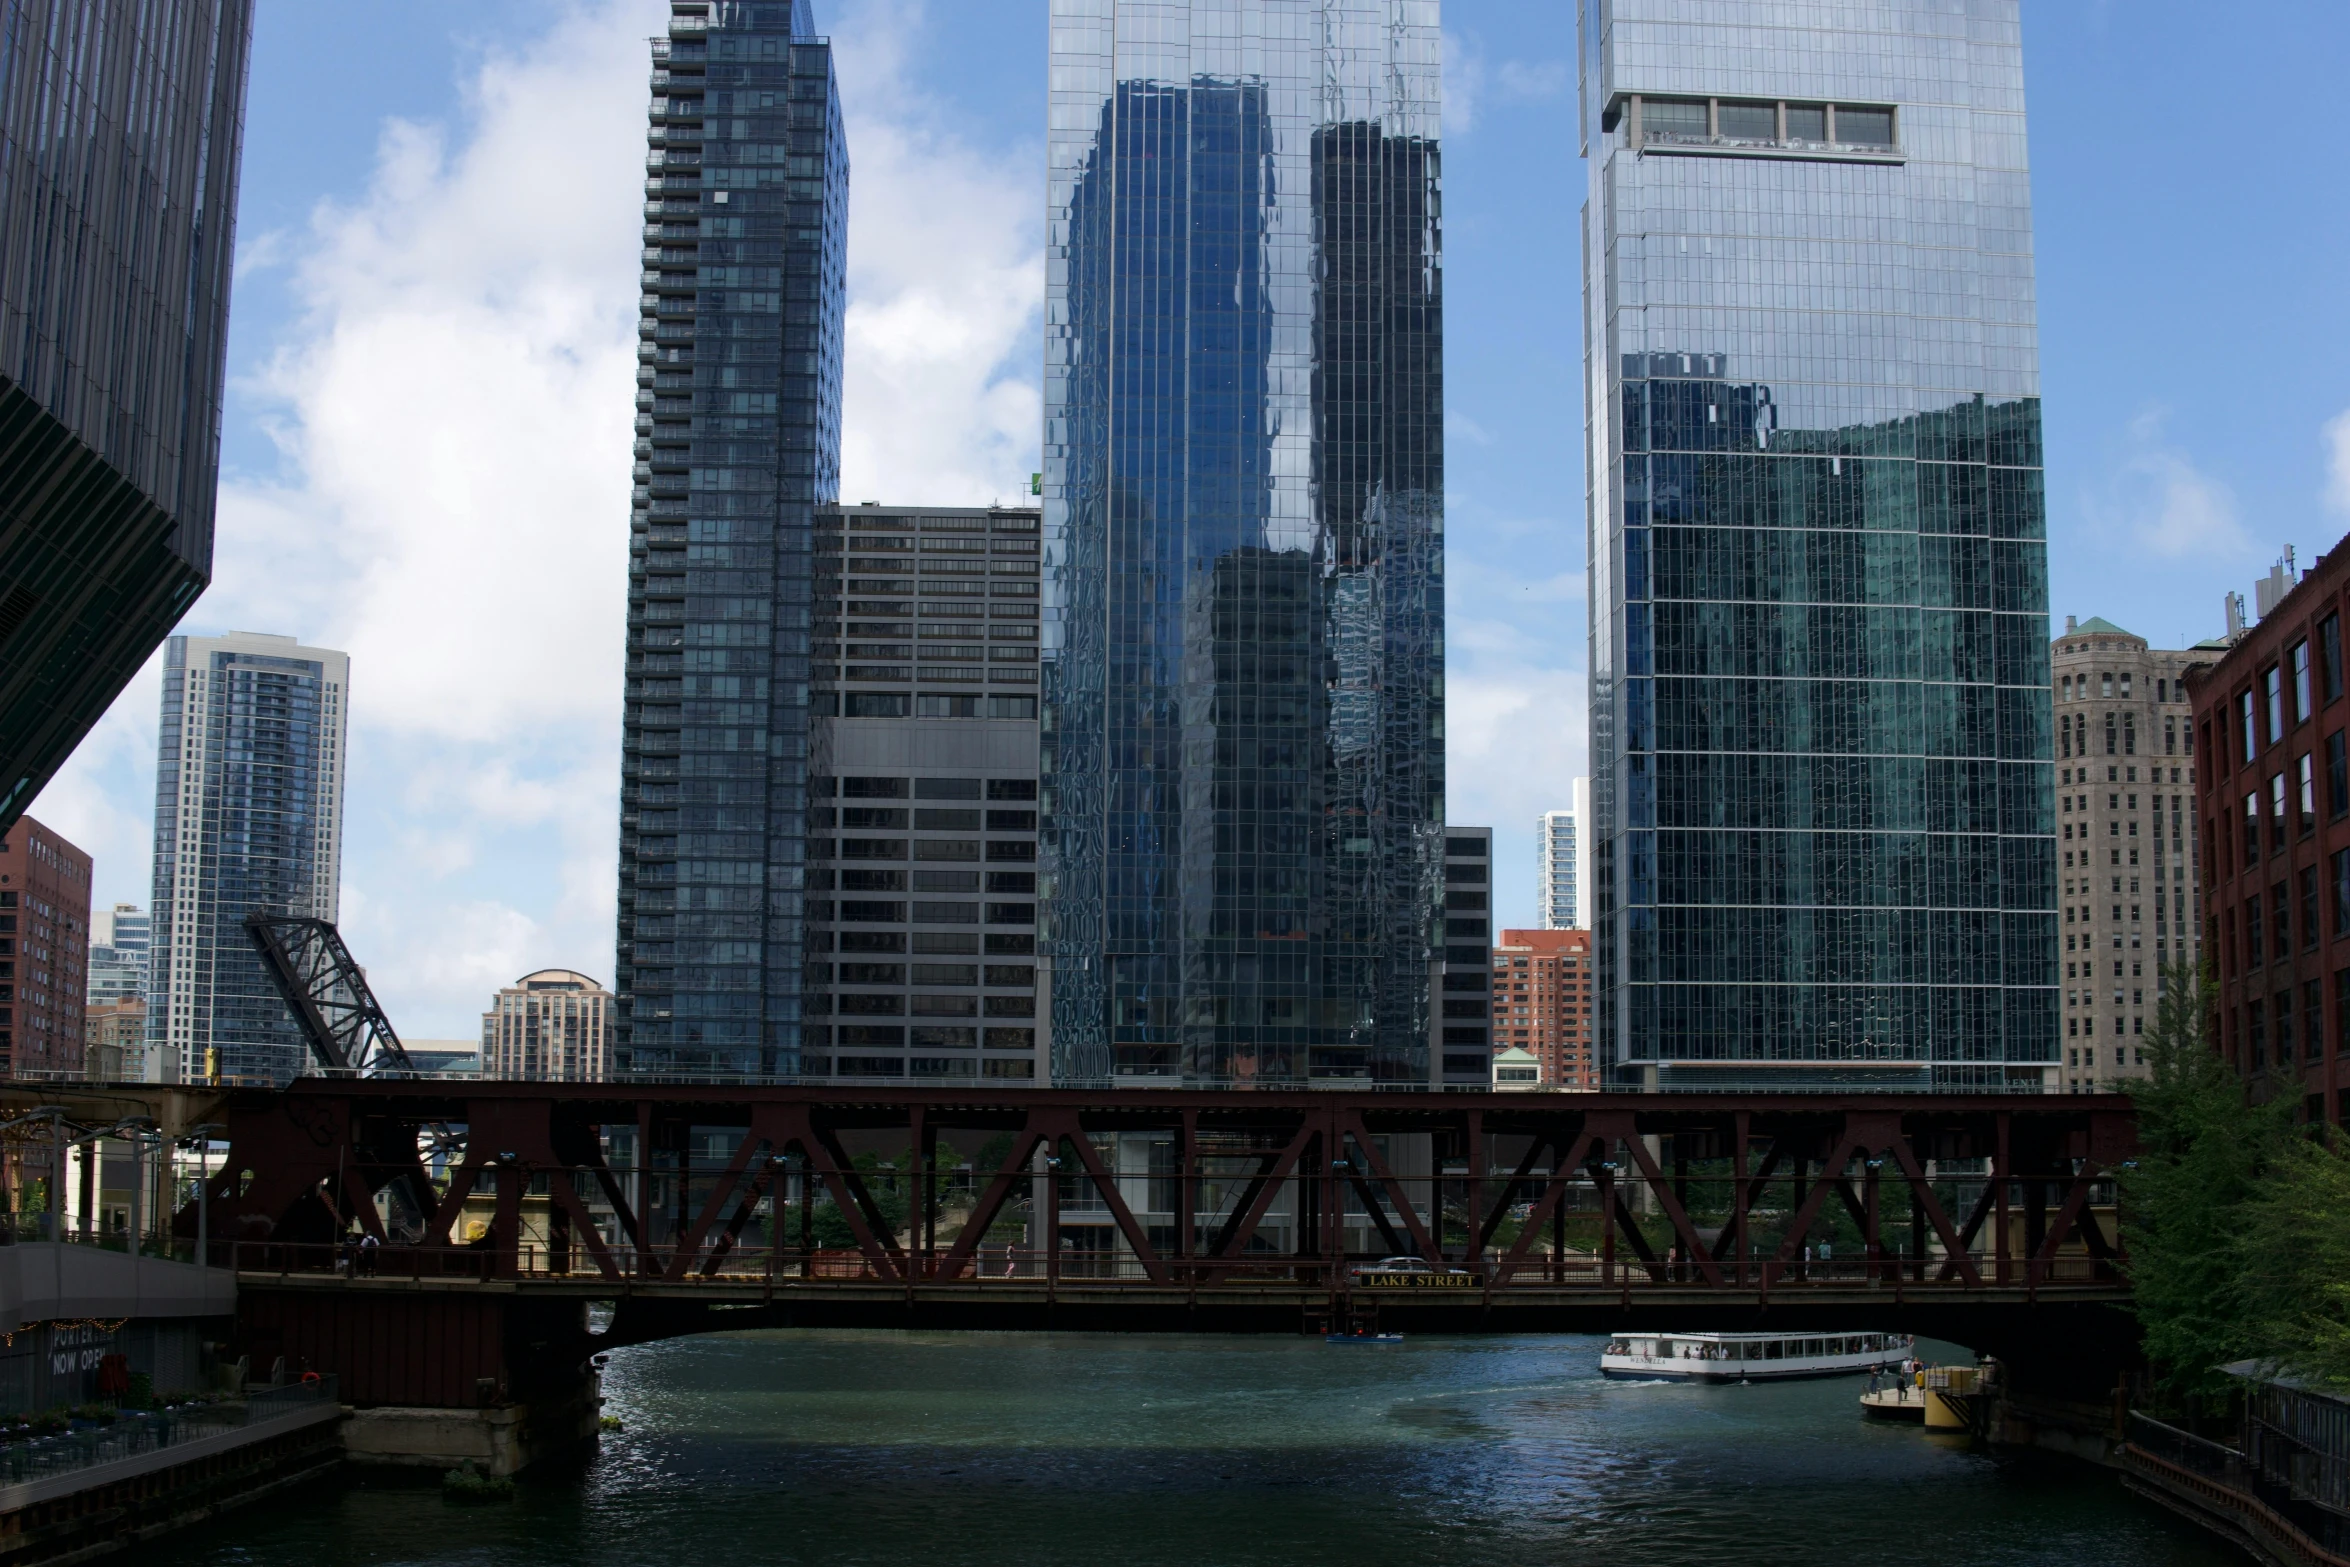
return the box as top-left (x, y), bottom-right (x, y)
top-left (2189, 542), bottom-right (2350, 1129)
top-left (0, 0), bottom-right (253, 833)
top-left (1581, 0), bottom-right (2057, 1091)
top-left (147, 632), bottom-right (350, 1085)
top-left (0, 816), bottom-right (91, 1077)
top-left (801, 503), bottom-right (1047, 1086)
top-left (1493, 928), bottom-right (1597, 1089)
top-left (480, 971), bottom-right (615, 1082)
top-left (1042, 0), bottom-right (1445, 1086)
top-left (614, 0), bottom-right (848, 1080)
top-left (87, 903), bottom-right (151, 1007)
top-left (1537, 778), bottom-right (1592, 929)
top-left (2050, 617), bottom-right (2201, 1092)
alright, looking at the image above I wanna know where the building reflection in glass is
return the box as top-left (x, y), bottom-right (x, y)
top-left (1042, 2), bottom-right (1444, 1086)
top-left (1582, 0), bottom-right (2059, 1091)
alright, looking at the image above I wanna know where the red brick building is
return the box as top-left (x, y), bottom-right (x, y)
top-left (2187, 544), bottom-right (2350, 1126)
top-left (0, 816), bottom-right (92, 1078)
top-left (1492, 928), bottom-right (1596, 1089)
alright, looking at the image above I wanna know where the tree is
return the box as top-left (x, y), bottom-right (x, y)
top-left (2121, 954), bottom-right (2294, 1407)
top-left (2235, 1120), bottom-right (2350, 1390)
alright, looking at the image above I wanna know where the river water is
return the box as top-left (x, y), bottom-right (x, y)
top-left (155, 1331), bottom-right (2228, 1567)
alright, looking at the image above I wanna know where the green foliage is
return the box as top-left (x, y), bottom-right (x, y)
top-left (2123, 955), bottom-right (2299, 1405)
top-left (2235, 1122), bottom-right (2350, 1390)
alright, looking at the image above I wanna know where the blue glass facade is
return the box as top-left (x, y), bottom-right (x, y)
top-left (1581, 1), bottom-right (2058, 1091)
top-left (615, 0), bottom-right (847, 1079)
top-left (1043, 1), bottom-right (1445, 1086)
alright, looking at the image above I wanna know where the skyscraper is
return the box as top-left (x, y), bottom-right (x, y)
top-left (1042, 0), bottom-right (1445, 1086)
top-left (1537, 778), bottom-right (1591, 929)
top-left (1581, 1), bottom-right (2057, 1090)
top-left (0, 0), bottom-right (254, 833)
top-left (614, 0), bottom-right (848, 1079)
top-left (147, 632), bottom-right (350, 1085)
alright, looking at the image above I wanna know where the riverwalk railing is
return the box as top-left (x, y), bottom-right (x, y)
top-left (0, 1378), bottom-right (338, 1497)
top-left (2123, 1412), bottom-right (2350, 1567)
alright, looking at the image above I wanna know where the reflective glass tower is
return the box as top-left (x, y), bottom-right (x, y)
top-left (1043, 1), bottom-right (1445, 1086)
top-left (0, 0), bottom-right (254, 832)
top-left (1581, 0), bottom-right (2058, 1091)
top-left (614, 0), bottom-right (847, 1078)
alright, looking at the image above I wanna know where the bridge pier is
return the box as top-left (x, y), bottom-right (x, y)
top-left (234, 1287), bottom-right (602, 1477)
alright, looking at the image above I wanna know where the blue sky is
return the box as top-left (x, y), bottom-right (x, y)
top-left (31, 0), bottom-right (2350, 1039)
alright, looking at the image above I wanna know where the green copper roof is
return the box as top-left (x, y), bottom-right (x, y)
top-left (2072, 616), bottom-right (2134, 637)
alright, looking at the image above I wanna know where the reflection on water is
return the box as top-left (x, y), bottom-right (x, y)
top-left (154, 1332), bottom-right (2228, 1567)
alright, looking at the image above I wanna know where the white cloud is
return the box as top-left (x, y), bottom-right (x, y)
top-left (832, 0), bottom-right (1043, 504)
top-left (29, 0), bottom-right (1049, 1037)
top-left (2323, 408), bottom-right (2350, 516)
top-left (1442, 30), bottom-right (1484, 136)
top-left (1495, 60), bottom-right (1569, 103)
top-left (2086, 410), bottom-right (2251, 560)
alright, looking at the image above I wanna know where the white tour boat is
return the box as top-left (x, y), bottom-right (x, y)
top-left (1599, 1330), bottom-right (1913, 1383)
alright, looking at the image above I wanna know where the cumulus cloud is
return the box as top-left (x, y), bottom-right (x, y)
top-left (2086, 410), bottom-right (2251, 560)
top-left (34, 0), bottom-right (1048, 1036)
top-left (831, 0), bottom-right (1042, 503)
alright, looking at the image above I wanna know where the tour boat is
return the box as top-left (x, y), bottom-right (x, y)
top-left (1599, 1330), bottom-right (1913, 1383)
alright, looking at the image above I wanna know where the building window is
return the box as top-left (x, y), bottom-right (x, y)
top-left (2165, 715), bottom-right (2177, 755)
top-left (2271, 774), bottom-right (2288, 852)
top-left (2276, 882), bottom-right (2293, 961)
top-left (2241, 691), bottom-right (2257, 763)
top-left (2249, 998), bottom-right (2267, 1067)
top-left (2245, 791), bottom-right (2261, 864)
top-left (2247, 896), bottom-right (2264, 966)
top-left (2103, 673), bottom-right (2115, 699)
top-left (2331, 732), bottom-right (2348, 820)
top-left (2302, 753), bottom-right (2319, 829)
top-left (2267, 666), bottom-right (2285, 748)
top-left (2304, 866), bottom-right (2321, 951)
top-left (2275, 992), bottom-right (2295, 1063)
top-left (2323, 614), bottom-right (2344, 704)
top-left (2307, 981), bottom-right (2325, 1063)
top-left (2292, 639), bottom-right (2314, 725)
top-left (2335, 849), bottom-right (2350, 939)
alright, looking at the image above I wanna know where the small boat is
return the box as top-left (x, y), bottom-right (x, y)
top-left (1325, 1331), bottom-right (1404, 1345)
top-left (1599, 1330), bottom-right (1912, 1382)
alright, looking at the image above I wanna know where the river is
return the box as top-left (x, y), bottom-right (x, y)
top-left (153, 1331), bottom-right (2229, 1567)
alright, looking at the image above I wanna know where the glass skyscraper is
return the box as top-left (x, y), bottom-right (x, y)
top-left (147, 632), bottom-right (350, 1086)
top-left (1042, 1), bottom-right (1445, 1086)
top-left (614, 0), bottom-right (847, 1078)
top-left (1581, 0), bottom-right (2058, 1091)
top-left (0, 0), bottom-right (253, 833)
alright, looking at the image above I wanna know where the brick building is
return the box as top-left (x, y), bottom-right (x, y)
top-left (0, 816), bottom-right (92, 1078)
top-left (2187, 544), bottom-right (2350, 1126)
top-left (1491, 929), bottom-right (1596, 1089)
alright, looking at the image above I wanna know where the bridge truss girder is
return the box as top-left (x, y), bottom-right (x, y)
top-left (181, 1082), bottom-right (2134, 1300)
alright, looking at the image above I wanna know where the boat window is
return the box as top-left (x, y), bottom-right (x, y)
top-left (1805, 1339), bottom-right (1823, 1356)
top-left (1607, 1337), bottom-right (1628, 1354)
top-left (1766, 1340), bottom-right (1784, 1359)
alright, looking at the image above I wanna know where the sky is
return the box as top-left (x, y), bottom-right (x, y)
top-left (26, 0), bottom-right (2350, 1040)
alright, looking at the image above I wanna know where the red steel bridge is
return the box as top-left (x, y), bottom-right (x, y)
top-left (177, 1082), bottom-right (2140, 1410)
